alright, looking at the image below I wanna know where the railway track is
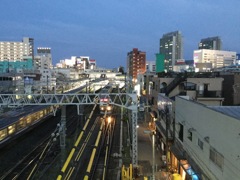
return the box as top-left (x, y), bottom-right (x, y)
top-left (91, 115), bottom-right (115, 180)
top-left (0, 86), bottom-right (121, 180)
top-left (1, 131), bottom-right (60, 180)
top-left (0, 104), bottom-right (95, 180)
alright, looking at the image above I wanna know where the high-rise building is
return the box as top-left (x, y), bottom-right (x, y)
top-left (0, 37), bottom-right (34, 61)
top-left (127, 48), bottom-right (146, 83)
top-left (159, 31), bottom-right (183, 71)
top-left (198, 36), bottom-right (222, 50)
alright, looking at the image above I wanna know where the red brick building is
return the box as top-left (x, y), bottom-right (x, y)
top-left (127, 48), bottom-right (146, 84)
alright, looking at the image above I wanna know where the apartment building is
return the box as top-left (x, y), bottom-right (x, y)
top-left (0, 37), bottom-right (34, 61)
top-left (127, 48), bottom-right (146, 84)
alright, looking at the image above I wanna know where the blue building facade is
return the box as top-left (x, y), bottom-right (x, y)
top-left (0, 58), bottom-right (33, 73)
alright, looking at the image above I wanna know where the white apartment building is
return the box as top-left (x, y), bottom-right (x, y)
top-left (0, 37), bottom-right (34, 61)
top-left (175, 96), bottom-right (240, 180)
top-left (193, 49), bottom-right (236, 72)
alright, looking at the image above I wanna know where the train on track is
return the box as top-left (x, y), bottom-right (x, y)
top-left (99, 85), bottom-right (113, 115)
top-left (0, 106), bottom-right (55, 145)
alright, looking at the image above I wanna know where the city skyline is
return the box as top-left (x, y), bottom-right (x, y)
top-left (0, 0), bottom-right (239, 68)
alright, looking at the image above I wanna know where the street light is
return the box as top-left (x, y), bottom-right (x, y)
top-left (107, 116), bottom-right (112, 124)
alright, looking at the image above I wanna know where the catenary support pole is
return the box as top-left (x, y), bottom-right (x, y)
top-left (60, 105), bottom-right (66, 148)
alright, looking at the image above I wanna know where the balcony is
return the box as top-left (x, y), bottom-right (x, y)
top-left (197, 90), bottom-right (222, 98)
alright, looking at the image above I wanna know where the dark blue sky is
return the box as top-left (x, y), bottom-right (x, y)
top-left (0, 0), bottom-right (239, 68)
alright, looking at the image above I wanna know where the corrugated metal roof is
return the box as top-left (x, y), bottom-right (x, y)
top-left (207, 106), bottom-right (240, 120)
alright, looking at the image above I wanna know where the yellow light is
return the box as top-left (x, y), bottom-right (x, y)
top-left (107, 117), bottom-right (111, 124)
top-left (107, 106), bottom-right (112, 111)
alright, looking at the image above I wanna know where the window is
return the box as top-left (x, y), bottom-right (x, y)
top-left (210, 147), bottom-right (224, 170)
top-left (187, 131), bottom-right (192, 141)
top-left (198, 138), bottom-right (203, 150)
top-left (179, 123), bottom-right (183, 142)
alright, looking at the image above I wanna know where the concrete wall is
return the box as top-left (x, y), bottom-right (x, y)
top-left (186, 78), bottom-right (223, 91)
top-left (175, 97), bottom-right (240, 180)
top-left (233, 74), bottom-right (240, 105)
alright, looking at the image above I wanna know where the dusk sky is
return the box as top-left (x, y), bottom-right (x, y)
top-left (0, 0), bottom-right (239, 68)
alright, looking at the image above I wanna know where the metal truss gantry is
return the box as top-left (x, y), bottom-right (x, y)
top-left (0, 92), bottom-right (139, 166)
